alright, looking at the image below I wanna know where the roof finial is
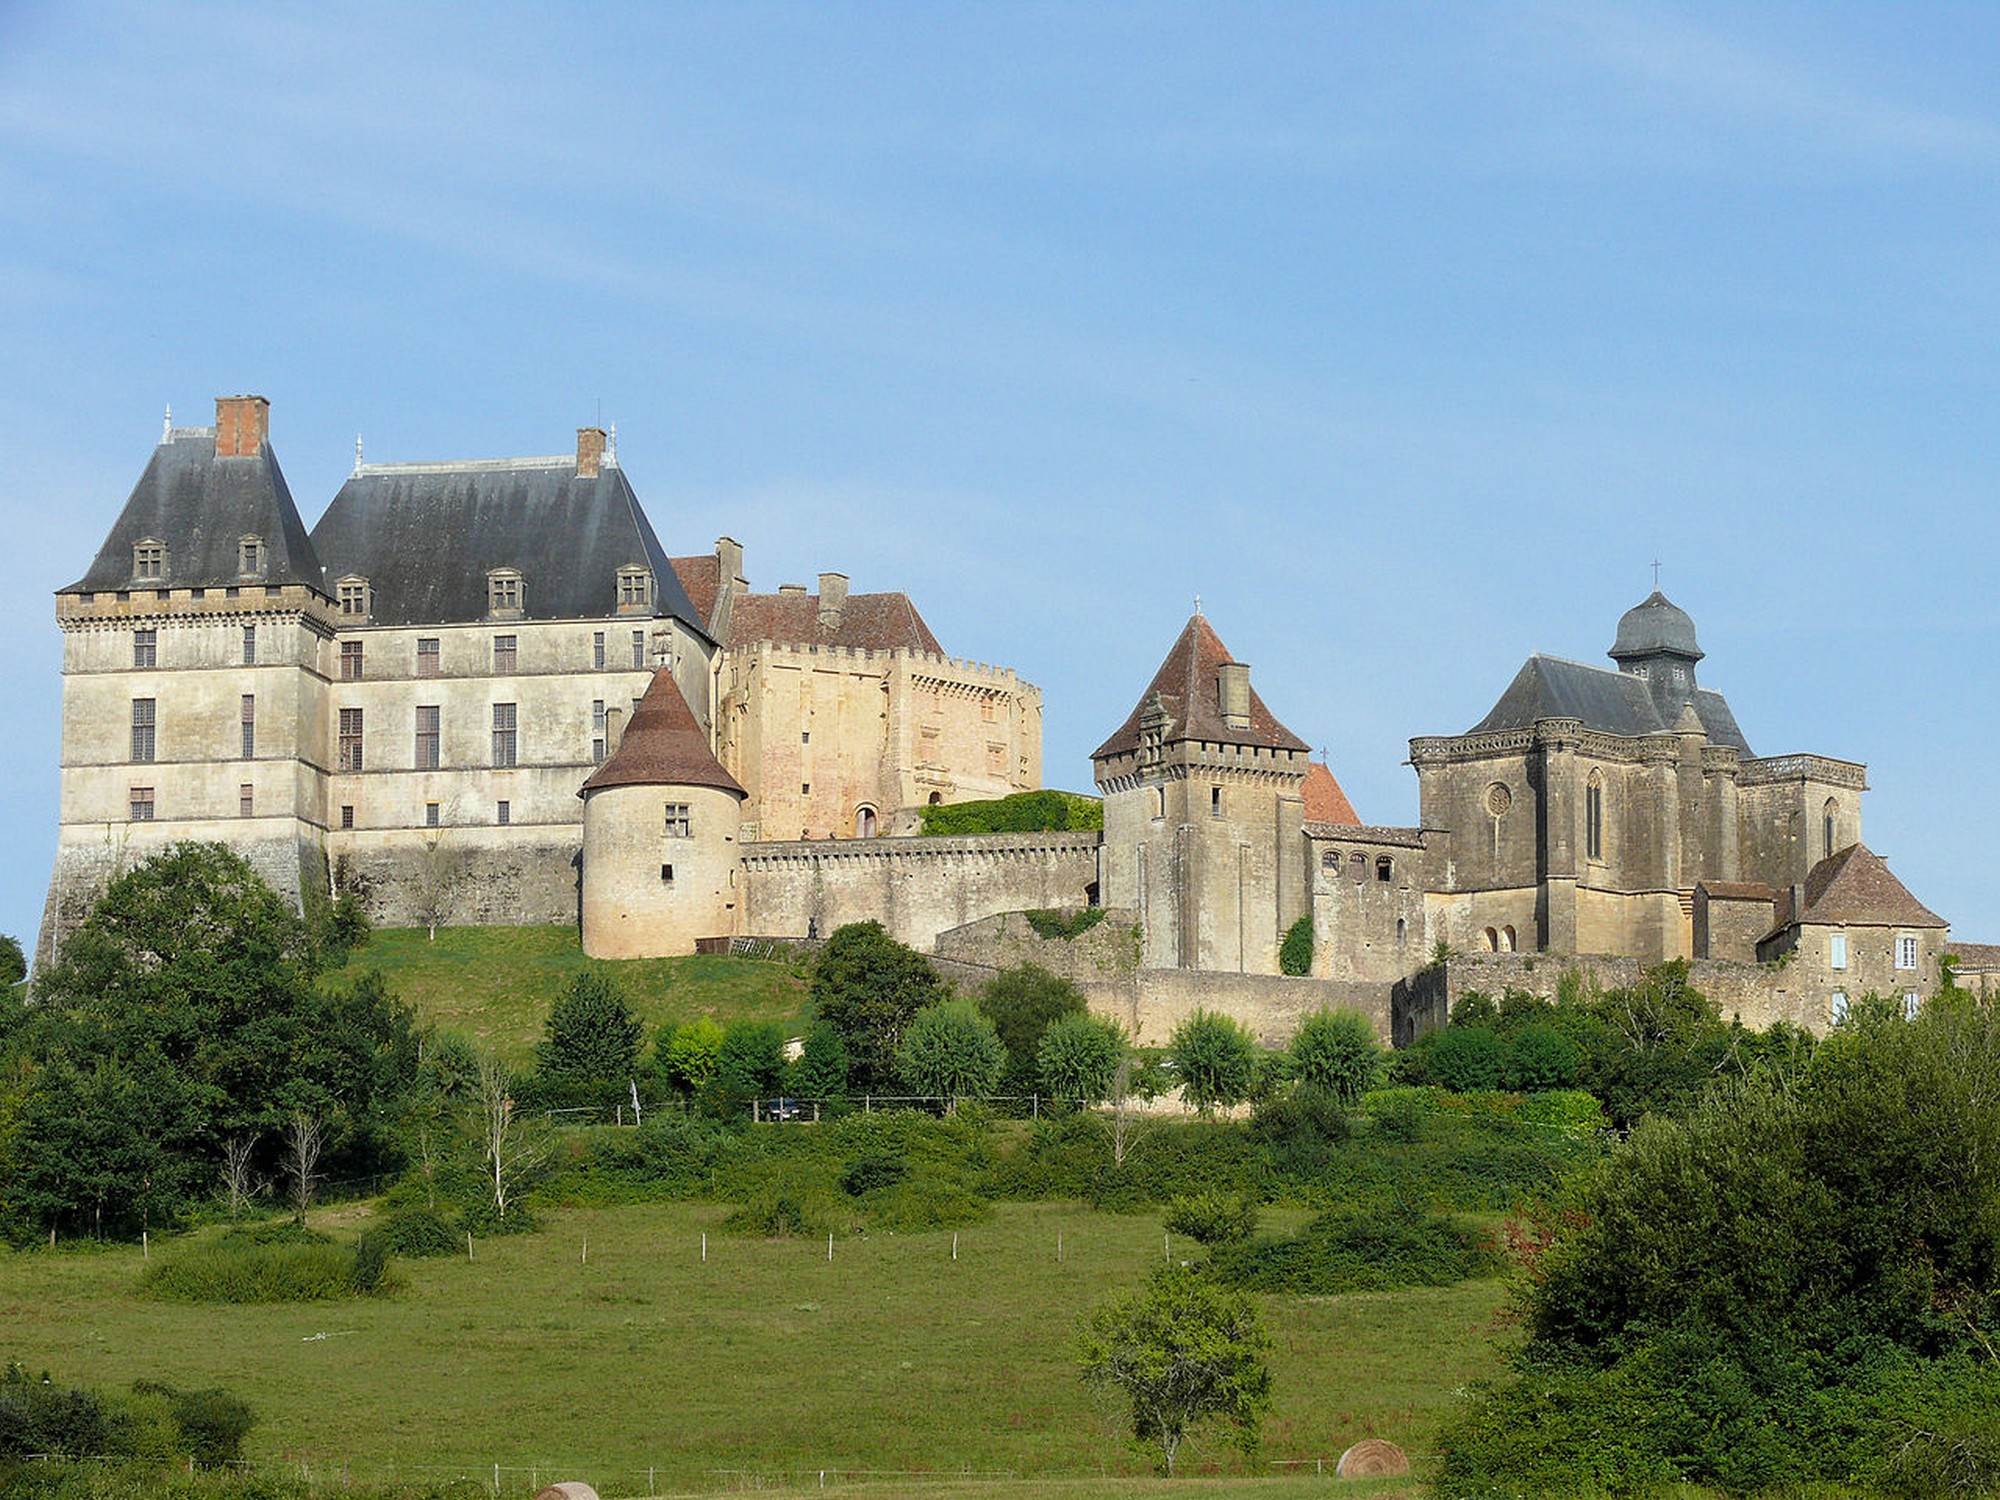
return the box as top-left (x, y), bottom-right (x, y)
top-left (1193, 593), bottom-right (1203, 617)
top-left (606, 422), bottom-right (617, 467)
top-left (1651, 558), bottom-right (1662, 590)
top-left (162, 406), bottom-right (171, 441)
top-left (354, 434), bottom-right (364, 474)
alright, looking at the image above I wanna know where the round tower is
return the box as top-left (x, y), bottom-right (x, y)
top-left (580, 669), bottom-right (746, 959)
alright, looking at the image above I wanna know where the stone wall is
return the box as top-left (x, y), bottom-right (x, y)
top-left (1102, 969), bottom-right (1393, 1049)
top-left (931, 907), bottom-right (1140, 983)
top-left (740, 831), bottom-right (1101, 952)
top-left (1410, 950), bottom-right (1831, 1036)
top-left (331, 829), bottom-right (580, 929)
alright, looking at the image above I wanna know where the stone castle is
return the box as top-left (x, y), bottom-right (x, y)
top-left (42, 396), bottom-right (1969, 1039)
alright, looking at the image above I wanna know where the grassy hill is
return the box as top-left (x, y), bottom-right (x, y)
top-left (328, 926), bottom-right (809, 1063)
top-left (4, 1198), bottom-right (1505, 1496)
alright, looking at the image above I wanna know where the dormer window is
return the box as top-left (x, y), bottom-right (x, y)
top-left (337, 576), bottom-right (372, 620)
top-left (616, 566), bottom-right (655, 613)
top-left (133, 539), bottom-right (167, 582)
top-left (488, 569), bottom-right (524, 619)
top-left (238, 535), bottom-right (266, 577)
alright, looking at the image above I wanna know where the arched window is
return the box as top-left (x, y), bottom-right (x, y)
top-left (1322, 849), bottom-right (1341, 870)
top-left (1501, 925), bottom-right (1517, 953)
top-left (855, 805), bottom-right (878, 839)
top-left (1823, 798), bottom-right (1838, 862)
top-left (928, 791), bottom-right (943, 806)
top-left (1396, 917), bottom-right (1407, 947)
top-left (1586, 771), bottom-right (1604, 861)
top-left (1376, 855), bottom-right (1393, 883)
top-left (1484, 927), bottom-right (1499, 953)
top-left (1349, 852), bottom-right (1366, 884)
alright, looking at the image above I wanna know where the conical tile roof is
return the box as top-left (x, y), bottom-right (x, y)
top-left (1092, 615), bottom-right (1309, 760)
top-left (579, 670), bottom-right (744, 798)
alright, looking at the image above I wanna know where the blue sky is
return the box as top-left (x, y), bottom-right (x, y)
top-left (3, 1), bottom-right (1997, 955)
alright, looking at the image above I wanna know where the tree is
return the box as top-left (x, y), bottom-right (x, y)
top-left (658, 1016), bottom-right (724, 1100)
top-left (897, 999), bottom-right (1006, 1106)
top-left (476, 1057), bottom-right (551, 1226)
top-left (1168, 1010), bottom-right (1257, 1115)
top-left (786, 1020), bottom-right (849, 1103)
top-left (1287, 1008), bottom-right (1382, 1103)
top-left (1079, 1265), bottom-right (1273, 1475)
top-left (706, 1020), bottom-right (787, 1116)
top-left (977, 964), bottom-right (1086, 1093)
top-left (1278, 916), bottom-right (1313, 977)
top-left (534, 971), bottom-right (643, 1093)
top-left (810, 921), bottom-right (947, 1092)
top-left (281, 1111), bottom-right (324, 1224)
top-left (1037, 1012), bottom-right (1127, 1106)
top-left (0, 934), bottom-right (26, 988)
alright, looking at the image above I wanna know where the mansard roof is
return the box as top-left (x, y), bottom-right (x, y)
top-left (1092, 615), bottom-right (1310, 760)
top-left (312, 453), bottom-right (706, 633)
top-left (1468, 654), bottom-right (1753, 754)
top-left (580, 668), bottom-right (744, 798)
top-left (1771, 843), bottom-right (1946, 932)
top-left (65, 417), bottom-right (324, 595)
top-left (723, 587), bottom-right (943, 654)
top-left (1303, 761), bottom-right (1360, 825)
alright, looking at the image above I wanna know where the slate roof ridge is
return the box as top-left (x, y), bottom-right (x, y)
top-left (1092, 614), bottom-right (1311, 760)
top-left (354, 455), bottom-right (573, 475)
top-left (1770, 842), bottom-right (1946, 933)
top-left (580, 669), bottom-right (744, 798)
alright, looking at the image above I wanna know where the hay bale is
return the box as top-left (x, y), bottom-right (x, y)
top-left (1337, 1438), bottom-right (1409, 1477)
top-left (533, 1485), bottom-right (599, 1500)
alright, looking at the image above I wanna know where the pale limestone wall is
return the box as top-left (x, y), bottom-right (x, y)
top-left (326, 825), bottom-right (579, 928)
top-left (1088, 969), bottom-right (1392, 1049)
top-left (1306, 829), bottom-right (1432, 982)
top-left (1422, 952), bottom-right (1849, 1035)
top-left (580, 782), bottom-right (744, 957)
top-left (930, 908), bottom-right (1141, 982)
top-left (1758, 920), bottom-right (1948, 1026)
top-left (740, 831), bottom-right (1100, 951)
top-left (1736, 759), bottom-right (1866, 892)
top-left (719, 642), bottom-right (1041, 844)
top-left (1694, 891), bottom-right (1773, 963)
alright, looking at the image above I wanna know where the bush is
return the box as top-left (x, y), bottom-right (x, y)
top-left (1168, 1010), bottom-right (1258, 1114)
top-left (840, 1149), bottom-right (908, 1196)
top-left (1164, 1190), bottom-right (1259, 1245)
top-left (140, 1230), bottom-right (397, 1302)
top-left (372, 1207), bottom-right (462, 1257)
top-left (1289, 1008), bottom-right (1382, 1102)
top-left (1208, 1197), bottom-right (1496, 1294)
top-left (0, 1365), bottom-right (109, 1459)
top-left (1249, 1084), bottom-right (1350, 1180)
top-left (1428, 1025), bottom-right (1508, 1091)
top-left (1023, 908), bottom-right (1109, 941)
top-left (137, 1383), bottom-right (256, 1469)
top-left (1363, 1086), bottom-right (1435, 1142)
top-left (1278, 916), bottom-right (1313, 976)
top-left (1506, 1022), bottom-right (1580, 1091)
top-left (1036, 1012), bottom-right (1126, 1107)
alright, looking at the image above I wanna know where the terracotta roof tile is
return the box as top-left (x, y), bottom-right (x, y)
top-left (580, 669), bottom-right (744, 798)
top-left (1697, 881), bottom-right (1775, 902)
top-left (1092, 615), bottom-right (1310, 760)
top-left (1303, 761), bottom-right (1360, 825)
top-left (726, 588), bottom-right (943, 654)
top-left (1769, 843), bottom-right (1945, 933)
top-left (1949, 942), bottom-right (2000, 971)
top-left (668, 554), bottom-right (721, 629)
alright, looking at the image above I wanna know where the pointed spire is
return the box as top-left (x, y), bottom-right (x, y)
top-left (606, 422), bottom-right (618, 468)
top-left (162, 406), bottom-right (171, 442)
top-left (354, 435), bottom-right (364, 475)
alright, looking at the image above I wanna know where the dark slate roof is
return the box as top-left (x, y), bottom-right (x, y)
top-left (1611, 589), bottom-right (1703, 663)
top-left (1769, 843), bottom-right (1946, 933)
top-left (65, 427), bottom-right (325, 594)
top-left (726, 588), bottom-right (943, 654)
top-left (1093, 615), bottom-right (1310, 760)
top-left (1468, 654), bottom-right (1753, 753)
top-left (580, 669), bottom-right (745, 798)
top-left (1304, 761), bottom-right (1360, 825)
top-left (311, 458), bottom-right (707, 633)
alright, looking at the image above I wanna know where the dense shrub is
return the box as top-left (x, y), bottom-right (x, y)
top-left (372, 1207), bottom-right (462, 1258)
top-left (840, 1149), bottom-right (908, 1196)
top-left (1504, 1022), bottom-right (1580, 1090)
top-left (915, 790), bottom-right (1102, 836)
top-left (977, 965), bottom-right (1086, 1093)
top-left (1022, 908), bottom-right (1109, 941)
top-left (1035, 1013), bottom-right (1126, 1107)
top-left (1277, 916), bottom-right (1313, 976)
top-left (1167, 1010), bottom-right (1257, 1114)
top-left (1427, 1025), bottom-right (1508, 1091)
top-left (0, 1366), bottom-right (109, 1459)
top-left (139, 1230), bottom-right (398, 1303)
top-left (1163, 1190), bottom-right (1258, 1245)
top-left (1288, 1008), bottom-right (1382, 1102)
top-left (1208, 1197), bottom-right (1495, 1294)
top-left (1248, 1084), bottom-right (1350, 1179)
top-left (896, 999), bottom-right (1005, 1102)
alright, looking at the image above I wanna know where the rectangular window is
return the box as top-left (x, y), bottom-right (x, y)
top-left (340, 804), bottom-right (354, 830)
top-left (496, 800), bottom-right (511, 826)
top-left (134, 543), bottom-right (165, 581)
top-left (242, 624), bottom-right (256, 665)
top-left (593, 630), bottom-right (606, 670)
top-left (493, 635), bottom-right (517, 674)
top-left (631, 629), bottom-right (646, 670)
top-left (1897, 935), bottom-right (1920, 970)
top-left (492, 702), bottom-right (518, 766)
top-left (664, 802), bottom-right (691, 838)
top-left (618, 569), bottom-right (653, 608)
top-left (660, 863), bottom-right (674, 883)
top-left (340, 640), bottom-right (364, 681)
top-left (415, 705), bottom-right (440, 769)
top-left (239, 537), bottom-right (264, 575)
top-left (239, 783), bottom-right (254, 817)
top-left (1210, 785), bottom-right (1223, 817)
top-left (1829, 933), bottom-right (1847, 970)
top-left (1830, 990), bottom-right (1849, 1024)
top-left (129, 786), bottom-right (154, 821)
top-left (338, 708), bottom-right (364, 772)
top-left (338, 580), bottom-right (368, 617)
top-left (425, 801), bottom-right (440, 828)
top-left (488, 572), bottom-right (522, 615)
top-left (416, 637), bottom-right (440, 678)
top-left (1904, 992), bottom-right (1922, 1022)
top-left (133, 628), bottom-right (157, 669)
top-left (240, 695), bottom-right (255, 759)
top-left (131, 698), bottom-right (156, 762)
top-left (802, 731), bottom-right (810, 744)
top-left (592, 699), bottom-right (606, 764)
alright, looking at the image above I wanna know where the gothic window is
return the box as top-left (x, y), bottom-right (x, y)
top-left (1586, 772), bottom-right (1604, 861)
top-left (240, 695), bottom-right (255, 759)
top-left (1484, 927), bottom-right (1499, 953)
top-left (487, 569), bottom-right (524, 618)
top-left (416, 638), bottom-right (440, 678)
top-left (1823, 798), bottom-right (1838, 861)
top-left (492, 703), bottom-right (518, 767)
top-left (131, 698), bottom-right (156, 762)
top-left (1897, 935), bottom-right (1919, 970)
top-left (238, 535), bottom-right (265, 577)
top-left (337, 576), bottom-right (370, 619)
top-left (616, 566), bottom-right (654, 611)
top-left (338, 708), bottom-right (364, 772)
top-left (493, 635), bottom-right (517, 674)
top-left (129, 786), bottom-right (154, 821)
top-left (133, 628), bottom-right (157, 669)
top-left (1502, 925), bottom-right (1517, 952)
top-left (1485, 782), bottom-right (1512, 818)
top-left (415, 705), bottom-right (440, 770)
top-left (242, 625), bottom-right (256, 665)
top-left (664, 803), bottom-right (692, 838)
top-left (1377, 856), bottom-right (1394, 882)
top-left (133, 539), bottom-right (167, 582)
top-left (856, 806), bottom-right (879, 838)
top-left (340, 640), bottom-right (364, 681)
top-left (1322, 849), bottom-right (1340, 869)
top-left (1396, 917), bottom-right (1408, 947)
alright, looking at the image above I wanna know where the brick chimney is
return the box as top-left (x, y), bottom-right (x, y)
top-left (818, 572), bottom-right (848, 632)
top-left (215, 396), bottom-right (270, 458)
top-left (576, 426), bottom-right (607, 478)
top-left (1218, 661), bottom-right (1252, 730)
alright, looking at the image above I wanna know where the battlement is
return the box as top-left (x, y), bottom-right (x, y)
top-left (744, 638), bottom-right (1030, 683)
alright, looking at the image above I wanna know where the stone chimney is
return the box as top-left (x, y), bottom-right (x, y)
top-left (606, 705), bottom-right (627, 756)
top-left (779, 583), bottom-right (807, 596)
top-left (215, 396), bottom-right (269, 458)
top-left (716, 536), bottom-right (746, 591)
top-left (576, 426), bottom-right (607, 478)
top-left (818, 572), bottom-right (848, 632)
top-left (1218, 661), bottom-right (1252, 730)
